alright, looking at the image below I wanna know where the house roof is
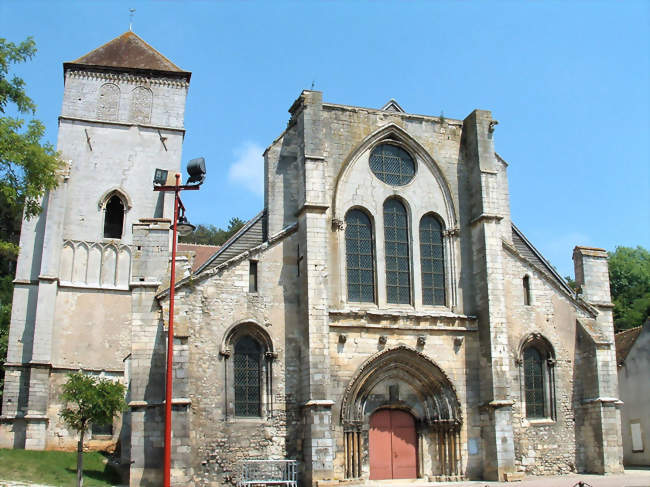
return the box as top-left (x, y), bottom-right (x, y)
top-left (64, 31), bottom-right (190, 79)
top-left (177, 243), bottom-right (221, 273)
top-left (615, 325), bottom-right (643, 364)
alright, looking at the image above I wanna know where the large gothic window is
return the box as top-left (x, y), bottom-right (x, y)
top-left (345, 209), bottom-right (375, 302)
top-left (103, 195), bottom-right (125, 239)
top-left (384, 198), bottom-right (410, 304)
top-left (369, 144), bottom-right (415, 186)
top-left (420, 214), bottom-right (445, 305)
top-left (234, 336), bottom-right (261, 417)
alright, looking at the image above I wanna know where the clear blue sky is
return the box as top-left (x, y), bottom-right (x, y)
top-left (3, 0), bottom-right (649, 278)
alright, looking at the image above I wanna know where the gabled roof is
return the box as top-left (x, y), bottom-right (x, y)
top-left (380, 99), bottom-right (405, 113)
top-left (64, 31), bottom-right (190, 79)
top-left (195, 211), bottom-right (265, 274)
top-left (615, 325), bottom-right (643, 364)
top-left (177, 243), bottom-right (221, 273)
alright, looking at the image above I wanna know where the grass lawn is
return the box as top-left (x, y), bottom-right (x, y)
top-left (0, 448), bottom-right (123, 486)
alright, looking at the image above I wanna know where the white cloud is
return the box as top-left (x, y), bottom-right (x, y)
top-left (228, 141), bottom-right (264, 196)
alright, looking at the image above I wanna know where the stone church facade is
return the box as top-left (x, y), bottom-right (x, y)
top-left (0, 33), bottom-right (624, 486)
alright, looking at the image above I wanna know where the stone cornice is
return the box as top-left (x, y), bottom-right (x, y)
top-left (58, 115), bottom-right (186, 134)
top-left (470, 213), bottom-right (503, 226)
top-left (295, 203), bottom-right (329, 217)
top-left (64, 68), bottom-right (189, 87)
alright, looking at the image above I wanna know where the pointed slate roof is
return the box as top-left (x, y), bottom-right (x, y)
top-left (64, 31), bottom-right (190, 79)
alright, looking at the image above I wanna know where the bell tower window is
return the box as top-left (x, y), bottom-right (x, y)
top-left (103, 195), bottom-right (125, 239)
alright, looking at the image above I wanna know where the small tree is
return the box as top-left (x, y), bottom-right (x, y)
top-left (59, 372), bottom-right (126, 487)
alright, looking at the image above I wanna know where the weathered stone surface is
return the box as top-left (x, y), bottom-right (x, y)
top-left (1, 33), bottom-right (623, 487)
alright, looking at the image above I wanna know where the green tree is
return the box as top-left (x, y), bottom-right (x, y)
top-left (59, 372), bottom-right (126, 487)
top-left (180, 216), bottom-right (246, 246)
top-left (0, 36), bottom-right (62, 407)
top-left (608, 246), bottom-right (650, 332)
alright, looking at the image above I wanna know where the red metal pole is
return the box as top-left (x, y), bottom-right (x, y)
top-left (163, 173), bottom-right (180, 487)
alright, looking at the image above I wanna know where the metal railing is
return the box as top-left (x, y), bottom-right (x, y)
top-left (238, 460), bottom-right (298, 486)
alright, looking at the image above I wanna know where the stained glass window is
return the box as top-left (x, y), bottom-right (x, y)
top-left (345, 210), bottom-right (375, 302)
top-left (369, 144), bottom-right (415, 186)
top-left (524, 347), bottom-right (545, 418)
top-left (420, 215), bottom-right (445, 305)
top-left (384, 199), bottom-right (411, 304)
top-left (234, 336), bottom-right (261, 417)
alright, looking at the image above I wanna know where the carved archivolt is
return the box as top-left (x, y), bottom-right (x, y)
top-left (340, 345), bottom-right (462, 429)
top-left (220, 319), bottom-right (275, 358)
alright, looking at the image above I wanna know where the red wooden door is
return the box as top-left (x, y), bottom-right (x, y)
top-left (369, 409), bottom-right (417, 480)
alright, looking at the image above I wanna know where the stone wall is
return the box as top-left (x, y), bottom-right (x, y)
top-left (503, 250), bottom-right (583, 474)
top-left (160, 232), bottom-right (301, 485)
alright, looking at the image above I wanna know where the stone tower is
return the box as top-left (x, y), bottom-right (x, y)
top-left (0, 32), bottom-right (190, 452)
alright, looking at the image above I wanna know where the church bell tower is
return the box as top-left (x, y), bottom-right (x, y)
top-left (0, 32), bottom-right (190, 453)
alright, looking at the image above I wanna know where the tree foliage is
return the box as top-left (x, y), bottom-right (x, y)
top-left (1, 37), bottom-right (61, 408)
top-left (59, 372), bottom-right (126, 487)
top-left (608, 246), bottom-right (650, 332)
top-left (180, 217), bottom-right (246, 246)
top-left (1, 36), bottom-right (61, 259)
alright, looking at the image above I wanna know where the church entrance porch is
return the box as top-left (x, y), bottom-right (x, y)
top-left (340, 346), bottom-right (465, 481)
top-left (369, 409), bottom-right (417, 480)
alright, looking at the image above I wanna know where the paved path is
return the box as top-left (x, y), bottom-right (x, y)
top-left (1, 469), bottom-right (649, 486)
top-left (377, 468), bottom-right (650, 487)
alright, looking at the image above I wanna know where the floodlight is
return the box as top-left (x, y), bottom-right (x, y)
top-left (154, 168), bottom-right (169, 186)
top-left (186, 157), bottom-right (206, 185)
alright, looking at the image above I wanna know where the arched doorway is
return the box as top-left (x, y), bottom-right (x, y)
top-left (341, 346), bottom-right (463, 480)
top-left (369, 409), bottom-right (417, 480)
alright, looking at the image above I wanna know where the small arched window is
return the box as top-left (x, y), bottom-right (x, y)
top-left (234, 336), bottom-right (261, 417)
top-left (345, 209), bottom-right (375, 303)
top-left (520, 335), bottom-right (556, 420)
top-left (103, 195), bottom-right (125, 239)
top-left (523, 275), bottom-right (531, 305)
top-left (420, 214), bottom-right (445, 306)
top-left (384, 198), bottom-right (410, 304)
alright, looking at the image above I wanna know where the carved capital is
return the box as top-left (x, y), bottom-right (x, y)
top-left (443, 227), bottom-right (459, 238)
top-left (331, 218), bottom-right (345, 231)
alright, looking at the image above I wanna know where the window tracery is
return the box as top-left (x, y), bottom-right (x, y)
top-left (384, 198), bottom-right (411, 304)
top-left (345, 209), bottom-right (375, 302)
top-left (420, 214), bottom-right (445, 305)
top-left (369, 144), bottom-right (415, 186)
